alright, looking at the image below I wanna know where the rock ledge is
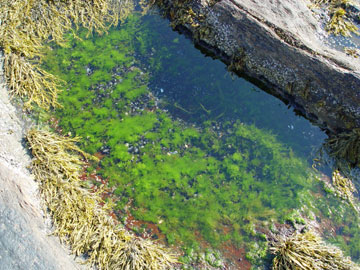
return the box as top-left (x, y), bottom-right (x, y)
top-left (157, 0), bottom-right (360, 134)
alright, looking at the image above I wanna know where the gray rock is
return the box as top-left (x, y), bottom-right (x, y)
top-left (0, 53), bottom-right (81, 270)
top-left (157, 0), bottom-right (360, 133)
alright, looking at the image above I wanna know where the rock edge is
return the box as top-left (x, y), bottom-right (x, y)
top-left (0, 53), bottom-right (81, 270)
top-left (156, 0), bottom-right (360, 134)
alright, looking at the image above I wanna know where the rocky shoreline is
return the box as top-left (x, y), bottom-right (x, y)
top-left (1, 1), bottom-right (360, 268)
top-left (155, 0), bottom-right (360, 135)
top-left (0, 53), bottom-right (80, 270)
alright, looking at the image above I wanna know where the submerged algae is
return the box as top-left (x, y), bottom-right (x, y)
top-left (128, 15), bottom-right (327, 159)
top-left (43, 11), bottom-right (360, 267)
top-left (44, 22), bottom-right (309, 242)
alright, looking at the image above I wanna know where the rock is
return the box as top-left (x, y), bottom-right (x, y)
top-left (0, 53), bottom-right (81, 270)
top-left (155, 0), bottom-right (360, 134)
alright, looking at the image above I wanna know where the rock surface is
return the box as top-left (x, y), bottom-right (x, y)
top-left (157, 0), bottom-right (360, 134)
top-left (0, 54), bottom-right (80, 270)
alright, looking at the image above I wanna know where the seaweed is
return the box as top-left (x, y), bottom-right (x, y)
top-left (49, 43), bottom-right (316, 246)
top-left (332, 170), bottom-right (359, 212)
top-left (0, 0), bottom-right (135, 109)
top-left (310, 0), bottom-right (359, 36)
top-left (327, 7), bottom-right (359, 36)
top-left (323, 128), bottom-right (360, 167)
top-left (344, 47), bottom-right (360, 57)
top-left (271, 230), bottom-right (359, 270)
top-left (26, 128), bottom-right (177, 269)
top-left (4, 52), bottom-right (61, 110)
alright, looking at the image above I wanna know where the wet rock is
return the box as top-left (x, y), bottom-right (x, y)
top-left (156, 0), bottom-right (360, 134)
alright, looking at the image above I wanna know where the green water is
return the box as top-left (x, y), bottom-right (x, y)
top-left (42, 9), bottom-right (360, 269)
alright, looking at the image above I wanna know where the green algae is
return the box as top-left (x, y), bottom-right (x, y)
top-left (42, 11), bottom-right (360, 267)
top-left (124, 15), bottom-right (327, 159)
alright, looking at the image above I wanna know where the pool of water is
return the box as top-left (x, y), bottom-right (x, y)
top-left (141, 15), bottom-right (326, 159)
top-left (42, 5), bottom-right (360, 269)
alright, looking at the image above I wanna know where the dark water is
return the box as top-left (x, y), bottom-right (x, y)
top-left (43, 6), bottom-right (360, 269)
top-left (141, 15), bottom-right (326, 159)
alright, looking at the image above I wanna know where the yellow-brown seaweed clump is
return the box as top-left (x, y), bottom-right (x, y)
top-left (0, 0), bottom-right (134, 109)
top-left (271, 230), bottom-right (359, 270)
top-left (326, 7), bottom-right (359, 36)
top-left (26, 129), bottom-right (177, 269)
top-left (3, 52), bottom-right (62, 110)
top-left (310, 0), bottom-right (359, 36)
top-left (332, 170), bottom-right (359, 212)
top-left (325, 128), bottom-right (360, 166)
